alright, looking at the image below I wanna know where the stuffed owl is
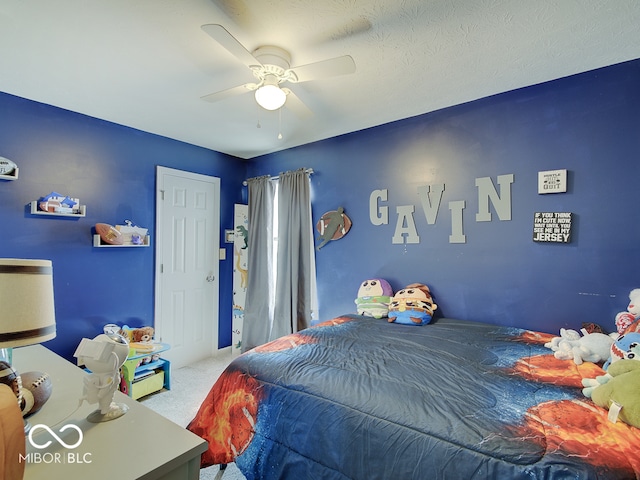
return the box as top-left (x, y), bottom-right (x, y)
top-left (388, 283), bottom-right (437, 325)
top-left (355, 279), bottom-right (393, 319)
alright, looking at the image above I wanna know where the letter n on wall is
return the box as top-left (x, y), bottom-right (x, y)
top-left (475, 174), bottom-right (514, 222)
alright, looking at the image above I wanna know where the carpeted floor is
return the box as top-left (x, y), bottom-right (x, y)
top-left (139, 349), bottom-right (247, 480)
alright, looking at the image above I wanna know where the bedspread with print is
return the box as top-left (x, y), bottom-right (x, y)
top-left (187, 315), bottom-right (640, 479)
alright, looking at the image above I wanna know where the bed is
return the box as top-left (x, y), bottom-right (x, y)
top-left (187, 315), bottom-right (640, 479)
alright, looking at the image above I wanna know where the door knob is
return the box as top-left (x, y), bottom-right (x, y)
top-left (206, 274), bottom-right (215, 282)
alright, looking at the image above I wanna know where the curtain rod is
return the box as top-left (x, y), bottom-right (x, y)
top-left (242, 168), bottom-right (314, 186)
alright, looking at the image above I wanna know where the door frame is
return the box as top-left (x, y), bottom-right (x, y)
top-left (154, 166), bottom-right (221, 359)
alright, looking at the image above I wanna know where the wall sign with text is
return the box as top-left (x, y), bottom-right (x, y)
top-left (538, 169), bottom-right (567, 194)
top-left (533, 212), bottom-right (572, 243)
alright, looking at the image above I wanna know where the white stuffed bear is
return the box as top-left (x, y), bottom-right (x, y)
top-left (615, 288), bottom-right (640, 334)
top-left (544, 328), bottom-right (614, 365)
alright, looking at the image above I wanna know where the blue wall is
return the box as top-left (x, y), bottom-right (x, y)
top-left (247, 58), bottom-right (640, 335)
top-left (0, 93), bottom-right (246, 361)
top-left (2, 58), bottom-right (638, 363)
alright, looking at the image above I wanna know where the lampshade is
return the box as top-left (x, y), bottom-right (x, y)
top-left (254, 74), bottom-right (287, 111)
top-left (0, 259), bottom-right (56, 348)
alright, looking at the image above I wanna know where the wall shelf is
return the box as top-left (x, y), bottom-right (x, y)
top-left (30, 200), bottom-right (86, 217)
top-left (93, 234), bottom-right (150, 247)
top-left (0, 168), bottom-right (18, 180)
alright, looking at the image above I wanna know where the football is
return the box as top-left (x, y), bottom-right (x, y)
top-left (0, 156), bottom-right (17, 175)
top-left (95, 223), bottom-right (124, 245)
top-left (20, 371), bottom-right (52, 417)
top-left (0, 360), bottom-right (22, 406)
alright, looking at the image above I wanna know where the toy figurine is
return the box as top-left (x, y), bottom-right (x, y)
top-left (615, 289), bottom-right (640, 334)
top-left (76, 333), bottom-right (130, 422)
top-left (388, 283), bottom-right (438, 325)
top-left (355, 278), bottom-right (393, 318)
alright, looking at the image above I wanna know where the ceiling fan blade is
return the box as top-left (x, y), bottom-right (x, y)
top-left (289, 55), bottom-right (356, 83)
top-left (201, 24), bottom-right (261, 70)
top-left (283, 89), bottom-right (313, 119)
top-left (201, 84), bottom-right (254, 103)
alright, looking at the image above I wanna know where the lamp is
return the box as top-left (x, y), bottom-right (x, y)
top-left (0, 258), bottom-right (56, 358)
top-left (254, 74), bottom-right (287, 111)
top-left (0, 258), bottom-right (56, 431)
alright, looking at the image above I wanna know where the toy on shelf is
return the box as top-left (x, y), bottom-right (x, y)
top-left (95, 223), bottom-right (124, 245)
top-left (38, 192), bottom-right (81, 215)
top-left (95, 220), bottom-right (148, 246)
top-left (119, 325), bottom-right (156, 354)
top-left (116, 220), bottom-right (148, 245)
top-left (0, 156), bottom-right (17, 178)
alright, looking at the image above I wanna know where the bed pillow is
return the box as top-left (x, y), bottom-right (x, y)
top-left (388, 283), bottom-right (438, 325)
top-left (355, 278), bottom-right (393, 319)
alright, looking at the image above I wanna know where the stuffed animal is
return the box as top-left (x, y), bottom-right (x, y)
top-left (119, 326), bottom-right (155, 354)
top-left (603, 331), bottom-right (640, 370)
top-left (355, 278), bottom-right (393, 318)
top-left (544, 328), bottom-right (614, 365)
top-left (388, 283), bottom-right (437, 326)
top-left (615, 288), bottom-right (640, 334)
top-left (582, 359), bottom-right (640, 428)
top-left (582, 322), bottom-right (605, 334)
top-left (131, 326), bottom-right (154, 343)
top-left (120, 326), bottom-right (154, 343)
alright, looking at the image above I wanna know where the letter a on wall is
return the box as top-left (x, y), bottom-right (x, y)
top-left (392, 205), bottom-right (419, 244)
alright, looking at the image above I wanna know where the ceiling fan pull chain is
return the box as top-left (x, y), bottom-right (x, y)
top-left (277, 108), bottom-right (283, 140)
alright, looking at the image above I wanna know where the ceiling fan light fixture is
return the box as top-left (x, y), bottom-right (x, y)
top-left (255, 84), bottom-right (286, 111)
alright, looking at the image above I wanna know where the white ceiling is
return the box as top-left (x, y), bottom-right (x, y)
top-left (1, 0), bottom-right (639, 160)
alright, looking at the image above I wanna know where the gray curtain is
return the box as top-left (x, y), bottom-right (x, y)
top-left (241, 169), bottom-right (315, 352)
top-left (272, 169), bottom-right (314, 338)
top-left (241, 175), bottom-right (275, 352)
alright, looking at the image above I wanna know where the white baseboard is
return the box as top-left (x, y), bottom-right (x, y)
top-left (212, 346), bottom-right (233, 357)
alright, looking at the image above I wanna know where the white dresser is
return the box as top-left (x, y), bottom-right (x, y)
top-left (13, 345), bottom-right (207, 480)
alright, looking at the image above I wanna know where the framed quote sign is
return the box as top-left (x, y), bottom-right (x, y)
top-left (533, 212), bottom-right (572, 243)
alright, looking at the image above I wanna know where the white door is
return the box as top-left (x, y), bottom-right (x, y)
top-left (155, 166), bottom-right (220, 368)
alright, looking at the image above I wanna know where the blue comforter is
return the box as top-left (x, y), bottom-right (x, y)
top-left (188, 315), bottom-right (640, 479)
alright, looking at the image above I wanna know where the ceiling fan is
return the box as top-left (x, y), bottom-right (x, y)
top-left (200, 24), bottom-right (356, 118)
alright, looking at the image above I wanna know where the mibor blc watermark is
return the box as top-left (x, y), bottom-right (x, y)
top-left (20, 424), bottom-right (92, 465)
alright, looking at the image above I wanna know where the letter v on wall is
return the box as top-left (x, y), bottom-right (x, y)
top-left (417, 184), bottom-right (445, 224)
